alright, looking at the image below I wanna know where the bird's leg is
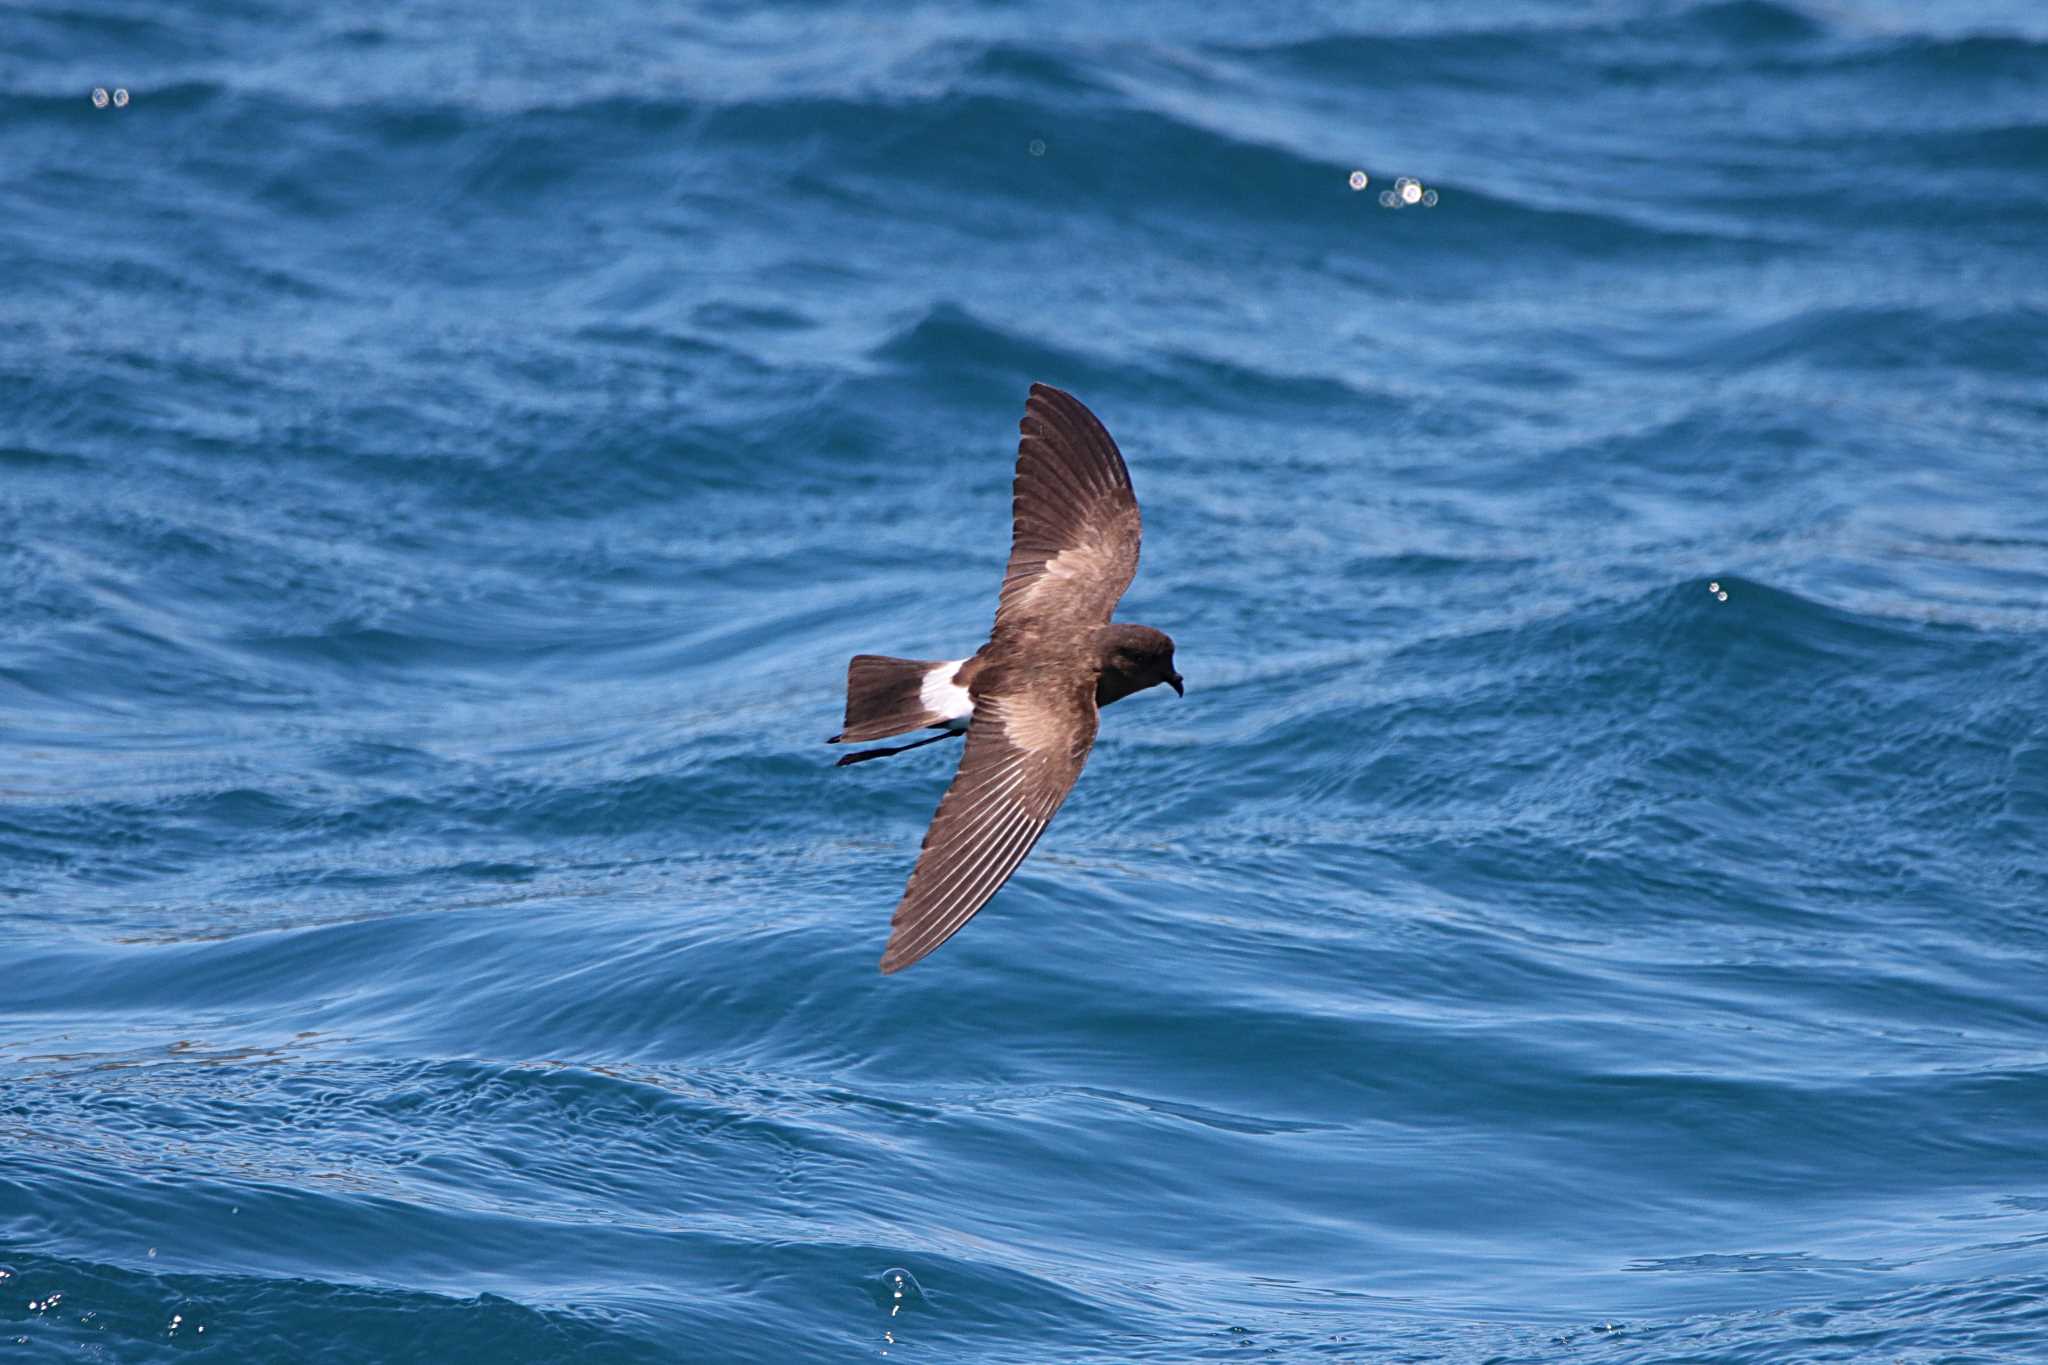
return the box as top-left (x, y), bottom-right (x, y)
top-left (833, 729), bottom-right (965, 767)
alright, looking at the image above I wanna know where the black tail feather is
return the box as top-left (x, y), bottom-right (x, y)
top-left (834, 654), bottom-right (948, 743)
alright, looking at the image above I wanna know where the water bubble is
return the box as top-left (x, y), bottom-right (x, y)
top-left (1422, 189), bottom-right (1438, 206)
top-left (1716, 590), bottom-right (1728, 602)
top-left (91, 87), bottom-right (109, 108)
top-left (1378, 189), bottom-right (1397, 207)
top-left (113, 88), bottom-right (130, 108)
top-left (147, 1247), bottom-right (157, 1258)
top-left (1027, 138), bottom-right (1045, 157)
top-left (1400, 179), bottom-right (1424, 205)
top-left (1347, 170), bottom-right (1368, 191)
top-left (1708, 581), bottom-right (1720, 593)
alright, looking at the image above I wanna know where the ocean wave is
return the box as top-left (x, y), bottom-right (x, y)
top-left (0, 1251), bottom-right (657, 1365)
top-left (92, 74), bottom-right (1737, 263)
top-left (1224, 0), bottom-right (1822, 84)
top-left (874, 302), bottom-right (1397, 414)
top-left (1639, 303), bottom-right (2048, 377)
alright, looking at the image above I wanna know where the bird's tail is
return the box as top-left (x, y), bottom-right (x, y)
top-left (829, 655), bottom-right (948, 744)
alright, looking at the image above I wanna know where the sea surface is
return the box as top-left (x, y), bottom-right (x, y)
top-left (5, 1), bottom-right (2047, 1360)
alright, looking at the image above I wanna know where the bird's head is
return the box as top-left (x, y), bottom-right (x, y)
top-left (1095, 623), bottom-right (1183, 704)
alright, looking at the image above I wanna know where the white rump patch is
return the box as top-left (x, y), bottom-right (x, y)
top-left (920, 660), bottom-right (973, 731)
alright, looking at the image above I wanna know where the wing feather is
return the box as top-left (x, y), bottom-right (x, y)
top-left (993, 384), bottom-right (1143, 633)
top-left (878, 684), bottom-right (1097, 973)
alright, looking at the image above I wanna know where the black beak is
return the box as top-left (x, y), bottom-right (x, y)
top-left (1167, 673), bottom-right (1184, 697)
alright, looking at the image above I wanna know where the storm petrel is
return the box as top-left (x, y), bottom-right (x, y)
top-left (830, 383), bottom-right (1183, 973)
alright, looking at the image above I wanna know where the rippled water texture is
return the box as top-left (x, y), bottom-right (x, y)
top-left (5, 1), bottom-right (2047, 1359)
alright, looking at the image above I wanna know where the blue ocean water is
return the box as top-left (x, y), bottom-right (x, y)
top-left (5, 0), bottom-right (2048, 1358)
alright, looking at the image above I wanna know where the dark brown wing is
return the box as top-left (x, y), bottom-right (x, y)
top-left (994, 384), bottom-right (1143, 634)
top-left (878, 677), bottom-right (1098, 973)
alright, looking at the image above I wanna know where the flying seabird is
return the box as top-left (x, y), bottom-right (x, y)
top-left (830, 383), bottom-right (1183, 973)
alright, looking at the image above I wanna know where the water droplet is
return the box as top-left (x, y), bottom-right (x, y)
top-left (880, 1267), bottom-right (923, 1311)
top-left (147, 1247), bottom-right (156, 1258)
top-left (1708, 581), bottom-right (1720, 593)
top-left (1401, 180), bottom-right (1424, 205)
top-left (1378, 189), bottom-right (1397, 207)
top-left (91, 87), bottom-right (109, 108)
top-left (1717, 590), bottom-right (1728, 602)
top-left (113, 88), bottom-right (130, 108)
top-left (1347, 170), bottom-right (1368, 191)
top-left (1027, 138), bottom-right (1045, 157)
top-left (1422, 189), bottom-right (1438, 206)
top-left (197, 1326), bottom-right (205, 1334)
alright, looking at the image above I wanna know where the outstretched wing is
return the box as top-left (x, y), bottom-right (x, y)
top-left (994, 384), bottom-right (1143, 634)
top-left (879, 677), bottom-right (1098, 973)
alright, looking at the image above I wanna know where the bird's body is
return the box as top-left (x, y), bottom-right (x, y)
top-left (831, 384), bottom-right (1181, 973)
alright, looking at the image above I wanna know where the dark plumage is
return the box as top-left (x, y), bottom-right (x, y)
top-left (830, 384), bottom-right (1182, 973)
